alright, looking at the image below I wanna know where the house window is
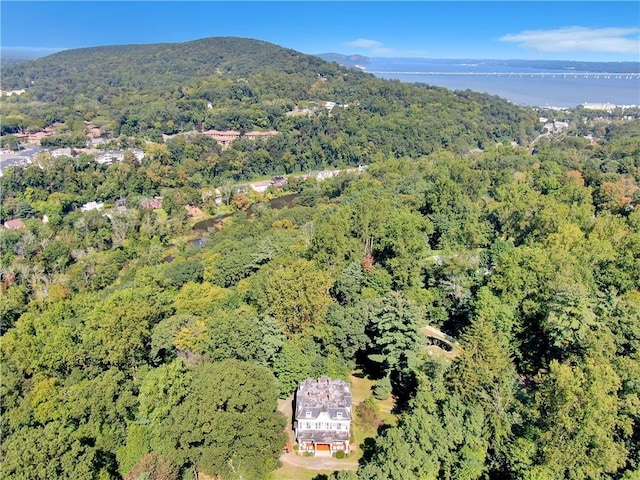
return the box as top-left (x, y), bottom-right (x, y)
top-left (337, 423), bottom-right (342, 430)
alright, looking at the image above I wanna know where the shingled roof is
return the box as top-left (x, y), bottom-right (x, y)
top-left (295, 376), bottom-right (352, 421)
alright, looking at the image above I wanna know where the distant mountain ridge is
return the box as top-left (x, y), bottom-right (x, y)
top-left (0, 37), bottom-right (342, 91)
top-left (0, 36), bottom-right (540, 154)
top-left (317, 53), bottom-right (370, 67)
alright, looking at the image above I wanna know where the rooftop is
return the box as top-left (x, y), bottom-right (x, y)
top-left (296, 377), bottom-right (352, 420)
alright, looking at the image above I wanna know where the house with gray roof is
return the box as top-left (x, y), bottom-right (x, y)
top-left (294, 377), bottom-right (352, 455)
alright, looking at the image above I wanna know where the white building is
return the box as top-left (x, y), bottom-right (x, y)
top-left (1, 89), bottom-right (26, 97)
top-left (294, 377), bottom-right (352, 456)
top-left (80, 201), bottom-right (104, 212)
top-left (51, 148), bottom-right (72, 158)
top-left (95, 149), bottom-right (144, 165)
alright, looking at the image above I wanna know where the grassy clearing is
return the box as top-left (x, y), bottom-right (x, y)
top-left (349, 373), bottom-right (396, 425)
top-left (349, 373), bottom-right (375, 403)
top-left (270, 464), bottom-right (337, 480)
top-left (348, 371), bottom-right (399, 464)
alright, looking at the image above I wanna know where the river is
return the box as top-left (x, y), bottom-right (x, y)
top-left (364, 58), bottom-right (640, 108)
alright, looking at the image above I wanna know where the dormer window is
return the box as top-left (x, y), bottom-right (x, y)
top-left (337, 412), bottom-right (343, 419)
top-left (305, 411), bottom-right (312, 418)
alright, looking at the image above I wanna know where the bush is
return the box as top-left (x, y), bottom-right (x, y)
top-left (163, 259), bottom-right (204, 287)
top-left (373, 376), bottom-right (391, 400)
top-left (335, 450), bottom-right (346, 459)
top-left (356, 396), bottom-right (382, 430)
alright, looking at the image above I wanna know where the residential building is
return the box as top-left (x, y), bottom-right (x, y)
top-left (294, 377), bottom-right (352, 456)
top-left (80, 201), bottom-right (104, 212)
top-left (201, 129), bottom-right (278, 148)
top-left (1, 89), bottom-right (26, 97)
top-left (271, 175), bottom-right (288, 187)
top-left (95, 149), bottom-right (144, 166)
top-left (51, 148), bottom-right (73, 158)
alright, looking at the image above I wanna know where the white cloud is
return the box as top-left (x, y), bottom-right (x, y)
top-left (345, 38), bottom-right (384, 48)
top-left (344, 38), bottom-right (394, 55)
top-left (499, 26), bottom-right (640, 53)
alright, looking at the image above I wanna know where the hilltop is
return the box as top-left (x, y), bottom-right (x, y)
top-left (1, 36), bottom-right (539, 158)
top-left (1, 37), bottom-right (339, 91)
top-left (317, 53), bottom-right (370, 67)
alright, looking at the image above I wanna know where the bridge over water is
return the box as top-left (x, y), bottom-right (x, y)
top-left (368, 71), bottom-right (640, 80)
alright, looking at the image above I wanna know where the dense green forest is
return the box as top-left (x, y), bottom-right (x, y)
top-left (1, 37), bottom-right (538, 153)
top-left (1, 37), bottom-right (640, 479)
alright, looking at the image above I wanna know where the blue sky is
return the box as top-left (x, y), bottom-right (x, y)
top-left (1, 1), bottom-right (639, 61)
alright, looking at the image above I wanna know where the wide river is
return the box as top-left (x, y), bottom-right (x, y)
top-left (364, 58), bottom-right (640, 108)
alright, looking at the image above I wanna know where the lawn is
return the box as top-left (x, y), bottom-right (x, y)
top-left (349, 372), bottom-right (397, 425)
top-left (270, 464), bottom-right (337, 480)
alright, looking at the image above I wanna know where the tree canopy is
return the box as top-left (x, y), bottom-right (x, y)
top-left (1, 36), bottom-right (640, 480)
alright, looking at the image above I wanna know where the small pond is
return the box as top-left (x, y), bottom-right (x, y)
top-left (192, 214), bottom-right (231, 233)
top-left (194, 194), bottom-right (301, 233)
top-left (246, 193), bottom-right (299, 217)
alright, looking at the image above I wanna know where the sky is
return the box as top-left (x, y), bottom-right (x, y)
top-left (1, 1), bottom-right (639, 61)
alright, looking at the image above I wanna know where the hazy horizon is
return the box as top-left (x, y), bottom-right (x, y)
top-left (2, 45), bottom-right (640, 67)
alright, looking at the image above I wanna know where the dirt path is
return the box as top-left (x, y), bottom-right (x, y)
top-left (277, 394), bottom-right (296, 447)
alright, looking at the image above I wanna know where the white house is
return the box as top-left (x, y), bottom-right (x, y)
top-left (80, 201), bottom-right (104, 212)
top-left (294, 377), bottom-right (352, 456)
top-left (51, 148), bottom-right (72, 158)
top-left (95, 149), bottom-right (144, 165)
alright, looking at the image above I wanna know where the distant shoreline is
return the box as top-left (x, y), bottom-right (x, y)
top-left (360, 57), bottom-right (640, 74)
top-left (364, 59), bottom-right (640, 108)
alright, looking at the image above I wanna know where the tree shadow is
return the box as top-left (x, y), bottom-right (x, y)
top-left (355, 351), bottom-right (386, 381)
top-left (358, 429), bottom-right (385, 466)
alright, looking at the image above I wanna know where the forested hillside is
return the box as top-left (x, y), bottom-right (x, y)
top-left (1, 37), bottom-right (538, 156)
top-left (1, 37), bottom-right (639, 480)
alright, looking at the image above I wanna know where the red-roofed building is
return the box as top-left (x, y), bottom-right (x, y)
top-left (201, 129), bottom-right (278, 148)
